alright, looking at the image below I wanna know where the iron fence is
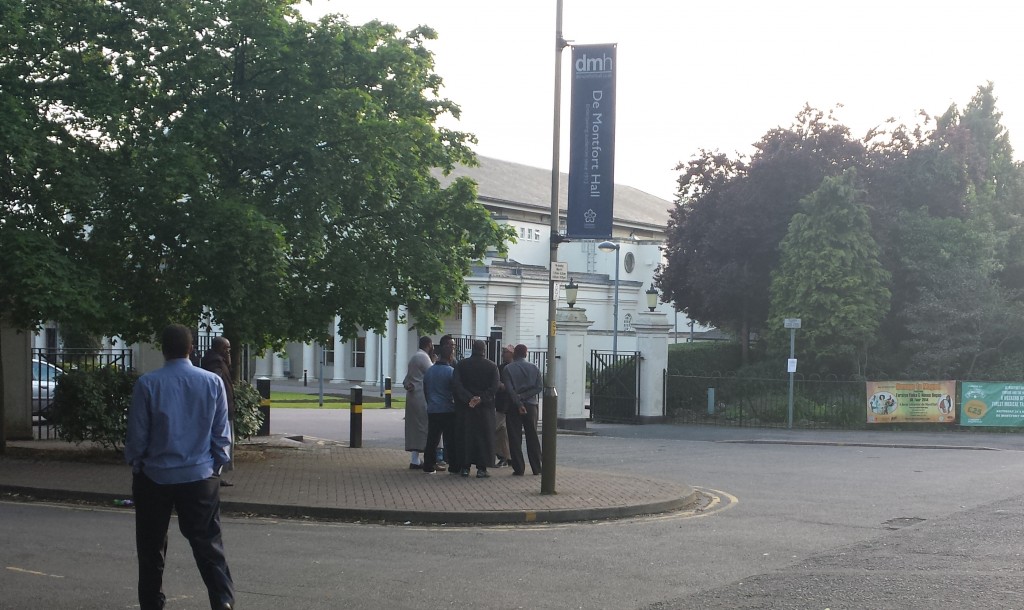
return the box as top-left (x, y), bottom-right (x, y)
top-left (31, 347), bottom-right (134, 439)
top-left (664, 371), bottom-right (870, 429)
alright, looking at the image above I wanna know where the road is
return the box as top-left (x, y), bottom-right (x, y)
top-left (4, 411), bottom-right (1024, 609)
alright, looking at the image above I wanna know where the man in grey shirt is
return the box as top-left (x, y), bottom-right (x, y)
top-left (501, 344), bottom-right (543, 476)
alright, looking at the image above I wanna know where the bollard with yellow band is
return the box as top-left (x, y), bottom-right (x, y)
top-left (256, 377), bottom-right (271, 436)
top-left (350, 385), bottom-right (362, 448)
top-left (384, 377), bottom-right (392, 409)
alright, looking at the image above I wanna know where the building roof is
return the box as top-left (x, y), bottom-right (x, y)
top-left (435, 155), bottom-right (673, 230)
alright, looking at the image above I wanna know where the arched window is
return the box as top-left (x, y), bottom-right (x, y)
top-left (623, 313), bottom-right (633, 332)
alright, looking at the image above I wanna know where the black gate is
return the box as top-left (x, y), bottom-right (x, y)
top-left (31, 347), bottom-right (134, 439)
top-left (589, 350), bottom-right (641, 423)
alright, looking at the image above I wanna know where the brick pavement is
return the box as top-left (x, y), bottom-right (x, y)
top-left (0, 437), bottom-right (697, 524)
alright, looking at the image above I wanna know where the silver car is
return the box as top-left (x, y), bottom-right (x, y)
top-left (31, 358), bottom-right (63, 419)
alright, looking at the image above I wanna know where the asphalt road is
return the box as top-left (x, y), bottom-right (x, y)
top-left (4, 411), bottom-right (1024, 609)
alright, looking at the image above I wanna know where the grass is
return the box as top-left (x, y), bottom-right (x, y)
top-left (270, 391), bottom-right (405, 409)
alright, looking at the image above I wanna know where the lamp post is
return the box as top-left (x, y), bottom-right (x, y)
top-left (597, 241), bottom-right (620, 361)
top-left (645, 285), bottom-right (658, 312)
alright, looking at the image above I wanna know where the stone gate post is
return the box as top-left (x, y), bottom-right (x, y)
top-left (633, 311), bottom-right (672, 423)
top-left (555, 306), bottom-right (593, 431)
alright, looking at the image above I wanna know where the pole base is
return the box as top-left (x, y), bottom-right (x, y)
top-left (555, 417), bottom-right (588, 431)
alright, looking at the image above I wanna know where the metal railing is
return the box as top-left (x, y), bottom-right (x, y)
top-left (589, 350), bottom-right (641, 423)
top-left (31, 347), bottom-right (134, 439)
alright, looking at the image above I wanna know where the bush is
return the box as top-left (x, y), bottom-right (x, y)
top-left (668, 341), bottom-right (743, 374)
top-left (51, 367), bottom-right (138, 452)
top-left (232, 381), bottom-right (265, 439)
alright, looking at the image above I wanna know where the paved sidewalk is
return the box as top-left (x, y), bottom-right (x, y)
top-left (0, 435), bottom-right (697, 525)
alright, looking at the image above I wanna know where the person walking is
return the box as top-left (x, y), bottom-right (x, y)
top-left (125, 324), bottom-right (234, 610)
top-left (502, 344), bottom-right (543, 476)
top-left (451, 339), bottom-right (500, 478)
top-left (201, 336), bottom-right (235, 487)
top-left (403, 336), bottom-right (433, 469)
top-left (422, 343), bottom-right (456, 473)
top-left (493, 344), bottom-right (516, 468)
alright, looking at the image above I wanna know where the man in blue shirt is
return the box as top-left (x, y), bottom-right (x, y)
top-left (125, 324), bottom-right (235, 610)
top-left (422, 342), bottom-right (456, 474)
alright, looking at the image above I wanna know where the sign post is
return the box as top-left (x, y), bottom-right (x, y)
top-left (783, 318), bottom-right (801, 429)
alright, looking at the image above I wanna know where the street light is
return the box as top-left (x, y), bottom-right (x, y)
top-left (597, 241), bottom-right (620, 361)
top-left (565, 277), bottom-right (578, 308)
top-left (645, 285), bottom-right (658, 312)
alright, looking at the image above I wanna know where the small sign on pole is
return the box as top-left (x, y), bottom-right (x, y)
top-left (787, 358), bottom-right (798, 373)
top-left (551, 262), bottom-right (568, 282)
top-left (784, 318), bottom-right (802, 329)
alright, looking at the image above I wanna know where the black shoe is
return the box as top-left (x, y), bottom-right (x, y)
top-left (409, 463), bottom-right (422, 470)
top-left (219, 479), bottom-right (234, 487)
top-left (512, 471), bottom-right (525, 476)
top-left (460, 468), bottom-right (470, 477)
top-left (493, 459), bottom-right (509, 468)
top-left (476, 469), bottom-right (490, 478)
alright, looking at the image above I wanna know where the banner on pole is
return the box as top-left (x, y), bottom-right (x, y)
top-left (567, 43), bottom-right (617, 239)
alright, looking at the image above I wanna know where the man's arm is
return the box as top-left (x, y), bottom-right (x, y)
top-left (450, 365), bottom-right (472, 404)
top-left (210, 378), bottom-right (232, 469)
top-left (501, 367), bottom-right (522, 409)
top-left (518, 364), bottom-right (544, 402)
top-left (124, 380), bottom-right (150, 471)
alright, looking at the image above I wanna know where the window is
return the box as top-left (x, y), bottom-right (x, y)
top-left (623, 313), bottom-right (633, 332)
top-left (519, 227), bottom-right (526, 239)
top-left (351, 336), bottom-right (366, 368)
top-left (623, 251), bottom-right (635, 273)
top-left (324, 342), bottom-right (334, 366)
top-left (527, 228), bottom-right (534, 240)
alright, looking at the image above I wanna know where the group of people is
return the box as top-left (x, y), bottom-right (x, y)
top-left (403, 336), bottom-right (543, 478)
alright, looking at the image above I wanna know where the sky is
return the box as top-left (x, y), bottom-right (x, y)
top-left (297, 0), bottom-right (1023, 202)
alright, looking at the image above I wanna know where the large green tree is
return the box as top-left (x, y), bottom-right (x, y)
top-left (766, 170), bottom-right (891, 375)
top-left (658, 106), bottom-right (864, 363)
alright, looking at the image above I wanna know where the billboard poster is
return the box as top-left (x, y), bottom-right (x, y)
top-left (866, 381), bottom-right (956, 424)
top-left (567, 43), bottom-right (616, 239)
top-left (960, 381), bottom-right (1024, 427)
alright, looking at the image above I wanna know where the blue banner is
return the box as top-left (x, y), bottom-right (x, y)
top-left (567, 44), bottom-right (616, 239)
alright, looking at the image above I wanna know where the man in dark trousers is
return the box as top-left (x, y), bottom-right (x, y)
top-left (201, 336), bottom-right (235, 486)
top-left (451, 339), bottom-right (500, 478)
top-left (125, 324), bottom-right (234, 610)
top-left (502, 344), bottom-right (543, 476)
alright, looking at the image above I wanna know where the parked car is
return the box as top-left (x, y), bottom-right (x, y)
top-left (31, 358), bottom-right (63, 420)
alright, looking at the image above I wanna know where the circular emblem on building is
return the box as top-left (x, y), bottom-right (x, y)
top-left (623, 251), bottom-right (635, 273)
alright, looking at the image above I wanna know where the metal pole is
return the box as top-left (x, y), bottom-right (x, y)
top-left (318, 347), bottom-right (325, 408)
top-left (787, 328), bottom-right (795, 429)
top-left (612, 246), bottom-right (619, 361)
top-left (541, 0), bottom-right (566, 495)
top-left (384, 376), bottom-right (392, 409)
top-left (350, 385), bottom-right (363, 448)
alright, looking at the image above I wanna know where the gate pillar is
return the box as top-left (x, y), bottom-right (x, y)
top-left (633, 311), bottom-right (672, 423)
top-left (555, 307), bottom-right (594, 431)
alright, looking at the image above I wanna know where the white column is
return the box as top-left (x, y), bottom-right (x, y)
top-left (387, 309), bottom-right (398, 388)
top-left (633, 311), bottom-right (672, 423)
top-left (363, 329), bottom-right (378, 386)
top-left (271, 351), bottom-right (287, 380)
top-left (473, 300), bottom-right (496, 339)
top-left (461, 302), bottom-right (474, 337)
top-left (331, 316), bottom-right (345, 383)
top-left (255, 352), bottom-right (271, 378)
top-left (554, 307), bottom-right (594, 431)
top-left (302, 342), bottom-right (314, 381)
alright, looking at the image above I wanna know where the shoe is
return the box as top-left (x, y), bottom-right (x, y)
top-left (460, 468), bottom-right (470, 477)
top-left (409, 463), bottom-right (422, 470)
top-left (476, 469), bottom-right (490, 478)
top-left (219, 479), bottom-right (234, 487)
top-left (436, 461), bottom-right (448, 469)
top-left (424, 469), bottom-right (436, 474)
top-left (512, 471), bottom-right (525, 476)
top-left (494, 459), bottom-right (509, 468)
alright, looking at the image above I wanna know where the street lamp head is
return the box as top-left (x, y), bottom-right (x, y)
top-left (597, 240), bottom-right (619, 253)
top-left (645, 284), bottom-right (659, 312)
top-left (565, 277), bottom-right (578, 308)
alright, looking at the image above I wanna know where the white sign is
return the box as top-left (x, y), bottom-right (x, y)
top-left (787, 358), bottom-right (798, 373)
top-left (783, 318), bottom-right (802, 329)
top-left (551, 262), bottom-right (568, 282)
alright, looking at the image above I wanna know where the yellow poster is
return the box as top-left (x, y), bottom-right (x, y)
top-left (866, 381), bottom-right (956, 424)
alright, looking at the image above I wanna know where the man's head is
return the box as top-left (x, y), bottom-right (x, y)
top-left (418, 336), bottom-right (433, 353)
top-left (161, 324), bottom-right (193, 360)
top-left (212, 336), bottom-right (231, 364)
top-left (502, 344), bottom-right (515, 363)
top-left (514, 344), bottom-right (528, 359)
top-left (436, 343), bottom-right (454, 364)
top-left (440, 334), bottom-right (454, 347)
top-left (471, 339), bottom-right (487, 357)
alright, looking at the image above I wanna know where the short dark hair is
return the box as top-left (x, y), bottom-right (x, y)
top-left (162, 324), bottom-right (193, 359)
top-left (514, 344), bottom-right (528, 359)
top-left (471, 339), bottom-right (487, 356)
top-left (440, 334), bottom-right (454, 346)
top-left (418, 336), bottom-right (433, 350)
top-left (211, 336), bottom-right (230, 351)
top-left (437, 343), bottom-right (454, 362)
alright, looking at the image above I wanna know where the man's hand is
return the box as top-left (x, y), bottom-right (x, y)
top-left (404, 382), bottom-right (414, 392)
top-left (469, 396), bottom-right (481, 408)
top-left (519, 406), bottom-right (527, 415)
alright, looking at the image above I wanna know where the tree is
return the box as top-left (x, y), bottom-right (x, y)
top-left (658, 106), bottom-right (864, 363)
top-left (766, 170), bottom-right (891, 375)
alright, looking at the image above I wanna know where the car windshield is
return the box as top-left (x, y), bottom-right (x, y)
top-left (32, 361), bottom-right (61, 382)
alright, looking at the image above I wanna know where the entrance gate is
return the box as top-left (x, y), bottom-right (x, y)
top-left (588, 350), bottom-right (640, 423)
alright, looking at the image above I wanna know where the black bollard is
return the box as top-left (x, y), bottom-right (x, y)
top-left (384, 377), bottom-right (392, 409)
top-left (256, 377), bottom-right (271, 436)
top-left (350, 385), bottom-right (362, 448)
top-left (303, 369), bottom-right (307, 387)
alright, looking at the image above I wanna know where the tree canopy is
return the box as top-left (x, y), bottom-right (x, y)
top-left (658, 85), bottom-right (1024, 377)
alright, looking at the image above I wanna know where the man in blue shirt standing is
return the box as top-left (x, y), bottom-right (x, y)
top-left (422, 342), bottom-right (456, 473)
top-left (125, 324), bottom-right (235, 610)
